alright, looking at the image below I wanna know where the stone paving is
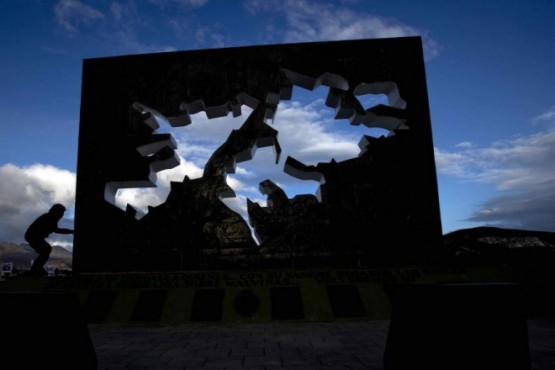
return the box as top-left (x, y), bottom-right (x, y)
top-left (89, 320), bottom-right (388, 369)
top-left (88, 318), bottom-right (555, 369)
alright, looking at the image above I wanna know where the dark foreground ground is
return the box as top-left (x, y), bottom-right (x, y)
top-left (88, 317), bottom-right (555, 370)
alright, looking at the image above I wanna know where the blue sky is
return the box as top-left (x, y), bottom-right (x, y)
top-left (1, 0), bottom-right (554, 250)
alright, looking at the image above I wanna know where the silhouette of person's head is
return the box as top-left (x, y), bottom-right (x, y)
top-left (49, 203), bottom-right (66, 220)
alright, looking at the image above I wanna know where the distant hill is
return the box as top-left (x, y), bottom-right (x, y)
top-left (2, 226), bottom-right (555, 272)
top-left (444, 226), bottom-right (555, 248)
top-left (443, 226), bottom-right (555, 265)
top-left (442, 226), bottom-right (555, 315)
top-left (0, 242), bottom-right (72, 270)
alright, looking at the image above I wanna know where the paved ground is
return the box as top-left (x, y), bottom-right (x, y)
top-left (88, 318), bottom-right (555, 370)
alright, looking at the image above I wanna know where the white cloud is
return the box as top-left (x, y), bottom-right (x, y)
top-left (533, 105), bottom-right (555, 124)
top-left (115, 155), bottom-right (203, 214)
top-left (272, 100), bottom-right (360, 164)
top-left (110, 2), bottom-right (125, 20)
top-left (54, 1), bottom-right (177, 54)
top-left (437, 129), bottom-right (555, 190)
top-left (148, 0), bottom-right (209, 8)
top-left (0, 163), bottom-right (76, 248)
top-left (435, 127), bottom-right (555, 231)
top-left (106, 1), bottom-right (178, 54)
top-left (244, 0), bottom-right (440, 60)
top-left (234, 167), bottom-right (256, 179)
top-left (466, 180), bottom-right (555, 232)
top-left (167, 13), bottom-right (233, 49)
top-left (434, 148), bottom-right (470, 178)
top-left (54, 0), bottom-right (104, 33)
top-left (455, 141), bottom-right (474, 149)
top-left (114, 109), bottom-right (251, 214)
top-left (173, 110), bottom-right (250, 163)
top-left (185, 0), bottom-right (209, 6)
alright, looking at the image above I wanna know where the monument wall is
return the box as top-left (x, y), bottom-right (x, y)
top-left (73, 37), bottom-right (442, 272)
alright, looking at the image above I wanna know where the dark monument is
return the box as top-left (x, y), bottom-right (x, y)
top-left (1, 38), bottom-right (532, 370)
top-left (73, 36), bottom-right (442, 273)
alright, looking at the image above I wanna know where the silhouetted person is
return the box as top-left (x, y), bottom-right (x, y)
top-left (24, 204), bottom-right (73, 276)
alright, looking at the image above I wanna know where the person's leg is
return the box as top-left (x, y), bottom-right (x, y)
top-left (29, 239), bottom-right (52, 274)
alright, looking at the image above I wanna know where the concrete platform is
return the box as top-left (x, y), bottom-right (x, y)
top-left (3, 270), bottom-right (554, 368)
top-left (88, 318), bottom-right (555, 369)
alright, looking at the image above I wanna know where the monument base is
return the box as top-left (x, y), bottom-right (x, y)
top-left (0, 291), bottom-right (97, 369)
top-left (0, 266), bottom-right (505, 324)
top-left (384, 283), bottom-right (531, 370)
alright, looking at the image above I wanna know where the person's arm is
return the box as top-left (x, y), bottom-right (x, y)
top-left (54, 226), bottom-right (74, 234)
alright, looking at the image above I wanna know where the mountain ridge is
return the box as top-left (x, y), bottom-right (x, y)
top-left (0, 242), bottom-right (72, 270)
top-left (2, 226), bottom-right (555, 271)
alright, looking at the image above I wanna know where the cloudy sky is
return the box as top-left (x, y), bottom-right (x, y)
top-left (1, 0), bottom-right (554, 251)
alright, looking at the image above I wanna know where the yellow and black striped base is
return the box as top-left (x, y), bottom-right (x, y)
top-left (0, 266), bottom-right (504, 325)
